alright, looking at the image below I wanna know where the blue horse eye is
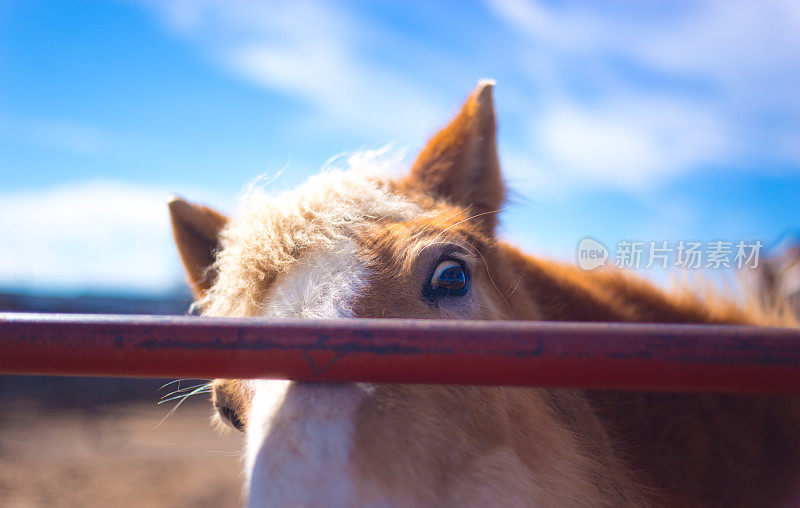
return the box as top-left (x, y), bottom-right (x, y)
top-left (433, 264), bottom-right (466, 290)
top-left (426, 259), bottom-right (469, 300)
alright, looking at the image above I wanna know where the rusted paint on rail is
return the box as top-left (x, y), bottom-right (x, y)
top-left (1, 313), bottom-right (800, 393)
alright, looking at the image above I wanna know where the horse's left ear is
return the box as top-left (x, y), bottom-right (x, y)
top-left (402, 80), bottom-right (504, 234)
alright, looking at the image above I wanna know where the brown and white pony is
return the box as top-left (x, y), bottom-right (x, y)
top-left (169, 82), bottom-right (800, 507)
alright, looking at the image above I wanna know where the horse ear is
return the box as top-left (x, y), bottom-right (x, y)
top-left (168, 196), bottom-right (227, 298)
top-left (403, 80), bottom-right (504, 234)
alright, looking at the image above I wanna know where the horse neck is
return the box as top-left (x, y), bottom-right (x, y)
top-left (497, 242), bottom-right (758, 325)
top-left (494, 243), bottom-right (800, 506)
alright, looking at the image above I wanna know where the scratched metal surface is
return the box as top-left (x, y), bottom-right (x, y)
top-left (1, 313), bottom-right (800, 393)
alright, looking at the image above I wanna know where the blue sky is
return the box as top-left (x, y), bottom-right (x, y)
top-left (1, 0), bottom-right (800, 293)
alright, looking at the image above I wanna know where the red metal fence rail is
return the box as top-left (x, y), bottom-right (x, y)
top-left (1, 312), bottom-right (800, 393)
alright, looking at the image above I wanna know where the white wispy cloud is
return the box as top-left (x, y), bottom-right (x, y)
top-left (486, 0), bottom-right (800, 97)
top-left (138, 0), bottom-right (448, 142)
top-left (135, 0), bottom-right (800, 196)
top-left (519, 95), bottom-right (731, 193)
top-left (0, 181), bottom-right (229, 292)
top-left (486, 0), bottom-right (800, 193)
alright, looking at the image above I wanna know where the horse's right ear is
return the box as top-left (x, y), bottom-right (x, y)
top-left (168, 196), bottom-right (227, 298)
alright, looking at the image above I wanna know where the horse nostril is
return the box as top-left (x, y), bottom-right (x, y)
top-left (219, 405), bottom-right (245, 432)
top-left (212, 379), bottom-right (251, 432)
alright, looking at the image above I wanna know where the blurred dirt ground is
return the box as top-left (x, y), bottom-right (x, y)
top-left (0, 376), bottom-right (245, 507)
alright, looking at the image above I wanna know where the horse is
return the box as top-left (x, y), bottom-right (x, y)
top-left (168, 81), bottom-right (800, 507)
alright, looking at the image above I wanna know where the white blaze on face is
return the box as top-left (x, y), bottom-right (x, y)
top-left (262, 238), bottom-right (367, 319)
top-left (245, 239), bottom-right (373, 507)
top-left (246, 381), bottom-right (370, 507)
